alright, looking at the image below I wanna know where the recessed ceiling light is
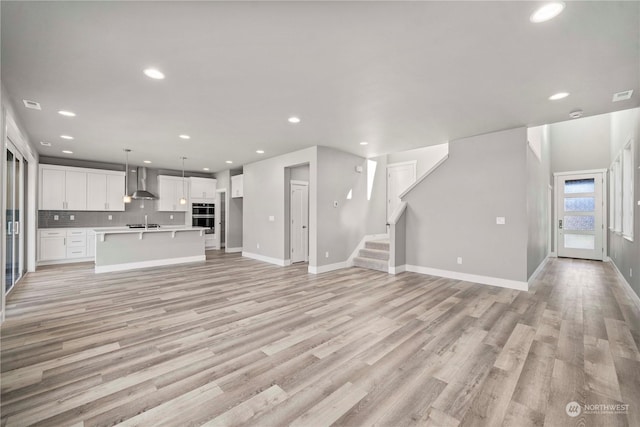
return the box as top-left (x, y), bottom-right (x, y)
top-left (62, 150), bottom-right (73, 154)
top-left (549, 92), bottom-right (569, 100)
top-left (288, 116), bottom-right (301, 124)
top-left (225, 160), bottom-right (233, 164)
top-left (60, 135), bottom-right (74, 140)
top-left (360, 141), bottom-right (369, 146)
top-left (143, 68), bottom-right (165, 80)
top-left (203, 167), bottom-right (210, 171)
top-left (256, 150), bottom-right (265, 154)
top-left (530, 2), bottom-right (565, 23)
top-left (58, 110), bottom-right (76, 117)
top-left (143, 160), bottom-right (152, 164)
top-left (40, 141), bottom-right (51, 147)
top-left (569, 109), bottom-right (584, 119)
top-left (179, 134), bottom-right (190, 140)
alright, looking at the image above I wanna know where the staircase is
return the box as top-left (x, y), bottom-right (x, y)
top-left (353, 240), bottom-right (389, 272)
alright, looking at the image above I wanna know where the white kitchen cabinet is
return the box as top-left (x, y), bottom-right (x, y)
top-left (87, 172), bottom-right (125, 211)
top-left (157, 175), bottom-right (189, 212)
top-left (231, 174), bottom-right (243, 198)
top-left (39, 230), bottom-right (67, 261)
top-left (189, 177), bottom-right (217, 202)
top-left (40, 168), bottom-right (66, 210)
top-left (65, 170), bottom-right (88, 210)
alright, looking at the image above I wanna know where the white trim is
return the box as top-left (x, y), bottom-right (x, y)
top-left (386, 160), bottom-right (417, 168)
top-left (225, 247), bottom-right (242, 253)
top-left (399, 154), bottom-right (449, 199)
top-left (284, 259), bottom-right (292, 266)
top-left (609, 259), bottom-right (640, 312)
top-left (389, 265), bottom-right (406, 275)
top-left (38, 257), bottom-right (94, 266)
top-left (347, 233), bottom-right (389, 266)
top-left (404, 265), bottom-right (528, 291)
top-left (553, 168), bottom-right (608, 177)
top-left (95, 255), bottom-right (205, 273)
top-left (242, 251), bottom-right (287, 266)
top-left (290, 180), bottom-right (309, 186)
top-left (388, 201), bottom-right (407, 225)
top-left (528, 256), bottom-right (549, 285)
top-left (549, 251), bottom-right (557, 258)
top-left (308, 261), bottom-right (348, 274)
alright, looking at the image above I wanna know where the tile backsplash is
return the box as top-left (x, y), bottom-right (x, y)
top-left (38, 200), bottom-right (186, 228)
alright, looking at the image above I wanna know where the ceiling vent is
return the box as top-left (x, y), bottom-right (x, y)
top-left (23, 99), bottom-right (41, 110)
top-left (612, 90), bottom-right (633, 102)
top-left (40, 141), bottom-right (51, 147)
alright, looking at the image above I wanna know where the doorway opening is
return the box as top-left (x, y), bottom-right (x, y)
top-left (387, 161), bottom-right (416, 221)
top-left (290, 181), bottom-right (309, 263)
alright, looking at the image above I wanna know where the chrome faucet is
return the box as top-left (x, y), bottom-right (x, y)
top-left (144, 215), bottom-right (148, 230)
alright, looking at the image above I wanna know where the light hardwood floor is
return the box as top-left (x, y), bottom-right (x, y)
top-left (1, 253), bottom-right (639, 427)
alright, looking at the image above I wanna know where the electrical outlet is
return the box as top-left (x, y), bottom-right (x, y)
top-left (108, 215), bottom-right (113, 220)
top-left (333, 201), bottom-right (338, 208)
top-left (257, 243), bottom-right (260, 249)
top-left (457, 257), bottom-right (463, 265)
top-left (54, 215), bottom-right (59, 221)
top-left (70, 215), bottom-right (75, 221)
top-left (325, 251), bottom-right (329, 258)
top-left (170, 214), bottom-right (174, 220)
top-left (631, 269), bottom-right (633, 277)
top-left (269, 215), bottom-right (275, 222)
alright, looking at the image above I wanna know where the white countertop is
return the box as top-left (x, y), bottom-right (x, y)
top-left (93, 226), bottom-right (207, 235)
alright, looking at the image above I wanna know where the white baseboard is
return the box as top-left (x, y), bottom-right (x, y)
top-left (609, 259), bottom-right (640, 311)
top-left (308, 261), bottom-right (349, 274)
top-left (389, 265), bottom-right (406, 275)
top-left (347, 233), bottom-right (389, 266)
top-left (225, 247), bottom-right (242, 253)
top-left (404, 265), bottom-right (528, 291)
top-left (38, 257), bottom-right (94, 266)
top-left (242, 251), bottom-right (287, 266)
top-left (95, 255), bottom-right (205, 274)
top-left (549, 251), bottom-right (557, 258)
top-left (528, 256), bottom-right (549, 286)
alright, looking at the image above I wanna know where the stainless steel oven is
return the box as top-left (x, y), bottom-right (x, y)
top-left (192, 203), bottom-right (215, 234)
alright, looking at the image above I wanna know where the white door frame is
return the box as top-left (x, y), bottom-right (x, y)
top-left (553, 169), bottom-right (607, 261)
top-left (216, 189), bottom-right (226, 249)
top-left (386, 161), bottom-right (417, 221)
top-left (290, 180), bottom-right (309, 263)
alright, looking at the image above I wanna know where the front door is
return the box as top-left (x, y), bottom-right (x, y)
top-left (387, 162), bottom-right (416, 221)
top-left (556, 171), bottom-right (604, 261)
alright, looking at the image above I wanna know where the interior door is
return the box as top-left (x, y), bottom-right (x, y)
top-left (290, 182), bottom-right (309, 263)
top-left (556, 172), bottom-right (604, 260)
top-left (387, 162), bottom-right (416, 221)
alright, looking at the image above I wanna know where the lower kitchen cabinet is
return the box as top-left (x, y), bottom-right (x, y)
top-left (38, 228), bottom-right (95, 264)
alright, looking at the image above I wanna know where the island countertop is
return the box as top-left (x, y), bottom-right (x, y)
top-left (93, 225), bottom-right (208, 235)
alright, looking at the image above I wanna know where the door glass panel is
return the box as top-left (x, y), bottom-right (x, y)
top-left (14, 157), bottom-right (22, 283)
top-left (564, 197), bottom-right (595, 212)
top-left (563, 215), bottom-right (595, 231)
top-left (564, 178), bottom-right (595, 194)
top-left (564, 234), bottom-right (595, 250)
top-left (6, 150), bottom-right (14, 292)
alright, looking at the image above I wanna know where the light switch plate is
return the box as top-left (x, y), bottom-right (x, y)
top-left (170, 215), bottom-right (174, 220)
top-left (496, 217), bottom-right (506, 225)
top-left (269, 215), bottom-right (275, 222)
top-left (108, 215), bottom-right (113, 220)
top-left (70, 215), bottom-right (75, 221)
top-left (54, 215), bottom-right (59, 221)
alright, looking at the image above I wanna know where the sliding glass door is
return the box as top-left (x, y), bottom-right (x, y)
top-left (5, 142), bottom-right (24, 293)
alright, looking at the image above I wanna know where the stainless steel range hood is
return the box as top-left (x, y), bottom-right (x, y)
top-left (131, 167), bottom-right (158, 200)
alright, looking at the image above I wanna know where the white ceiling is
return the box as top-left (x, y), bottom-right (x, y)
top-left (2, 1), bottom-right (638, 172)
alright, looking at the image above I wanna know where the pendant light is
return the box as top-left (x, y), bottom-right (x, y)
top-left (123, 149), bottom-right (132, 203)
top-left (179, 156), bottom-right (187, 205)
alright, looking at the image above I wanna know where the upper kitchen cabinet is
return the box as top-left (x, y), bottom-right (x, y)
top-left (231, 174), bottom-right (243, 198)
top-left (157, 175), bottom-right (189, 212)
top-left (39, 165), bottom-right (87, 210)
top-left (189, 177), bottom-right (217, 202)
top-left (87, 172), bottom-right (126, 211)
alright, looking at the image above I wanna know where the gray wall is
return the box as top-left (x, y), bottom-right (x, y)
top-left (387, 143), bottom-right (449, 178)
top-left (608, 108), bottom-right (639, 298)
top-left (550, 114), bottom-right (611, 174)
top-left (365, 155), bottom-right (388, 235)
top-left (316, 146), bottom-right (383, 266)
top-left (526, 125), bottom-right (551, 279)
top-left (214, 168), bottom-right (244, 250)
top-left (243, 146), bottom-right (317, 264)
top-left (404, 127), bottom-right (529, 282)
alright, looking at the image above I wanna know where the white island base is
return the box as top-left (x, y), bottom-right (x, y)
top-left (93, 227), bottom-right (206, 273)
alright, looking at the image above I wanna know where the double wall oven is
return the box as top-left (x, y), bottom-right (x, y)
top-left (192, 203), bottom-right (215, 234)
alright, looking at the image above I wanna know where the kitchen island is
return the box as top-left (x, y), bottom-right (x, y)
top-left (93, 226), bottom-right (207, 273)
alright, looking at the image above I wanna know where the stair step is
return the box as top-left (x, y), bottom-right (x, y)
top-left (365, 240), bottom-right (390, 251)
top-left (353, 256), bottom-right (388, 272)
top-left (358, 248), bottom-right (389, 260)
